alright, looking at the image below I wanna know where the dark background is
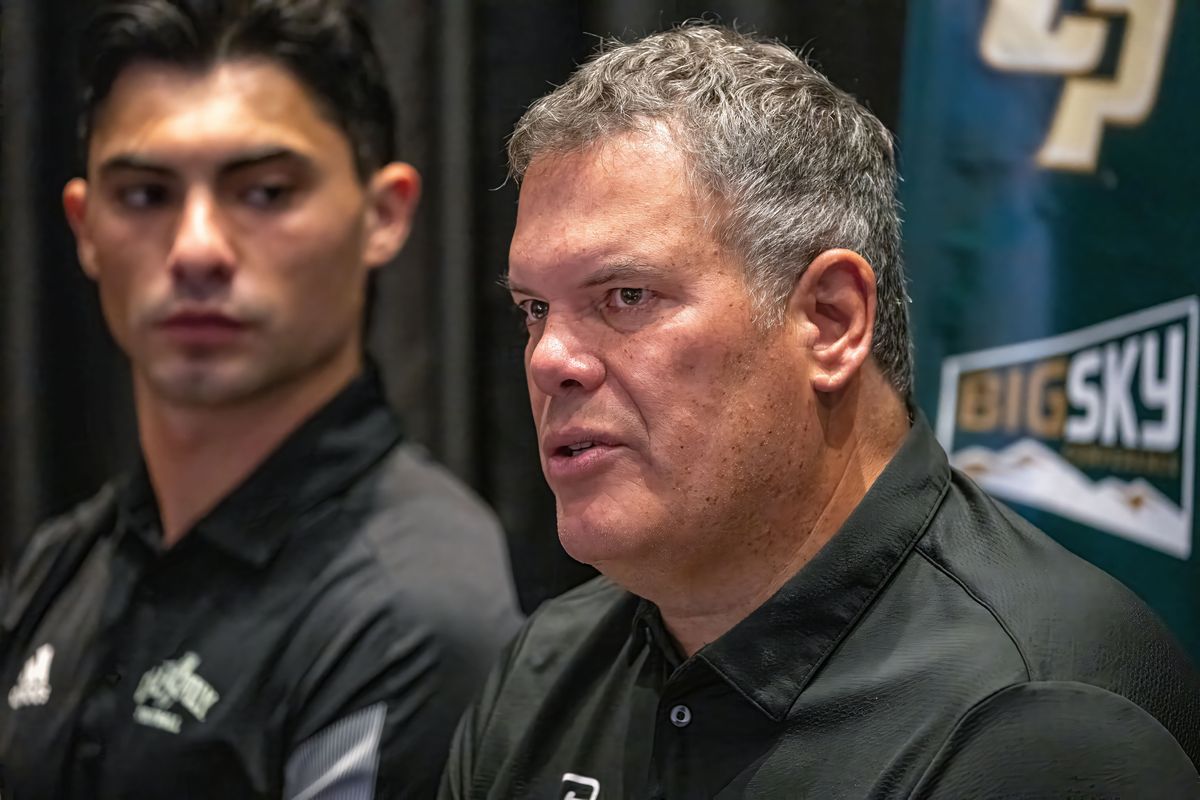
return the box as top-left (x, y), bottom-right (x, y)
top-left (0, 0), bottom-right (907, 613)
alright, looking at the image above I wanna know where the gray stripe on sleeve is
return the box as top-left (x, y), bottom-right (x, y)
top-left (284, 702), bottom-right (387, 800)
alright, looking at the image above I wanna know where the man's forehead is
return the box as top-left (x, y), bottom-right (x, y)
top-left (511, 142), bottom-right (721, 283)
top-left (522, 125), bottom-right (687, 185)
top-left (508, 215), bottom-right (689, 286)
top-left (87, 59), bottom-right (344, 170)
top-left (516, 143), bottom-right (699, 236)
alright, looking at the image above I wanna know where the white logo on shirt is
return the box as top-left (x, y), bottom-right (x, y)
top-left (561, 773), bottom-right (600, 800)
top-left (7, 643), bottom-right (54, 710)
top-left (132, 651), bottom-right (220, 734)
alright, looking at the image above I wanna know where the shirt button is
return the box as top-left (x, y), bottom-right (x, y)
top-left (669, 704), bottom-right (692, 728)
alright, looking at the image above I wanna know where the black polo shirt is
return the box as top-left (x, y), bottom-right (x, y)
top-left (0, 371), bottom-right (523, 799)
top-left (440, 416), bottom-right (1200, 799)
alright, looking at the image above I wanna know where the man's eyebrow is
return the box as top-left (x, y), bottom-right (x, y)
top-left (97, 154), bottom-right (174, 178)
top-left (217, 147), bottom-right (312, 175)
top-left (580, 262), bottom-right (670, 288)
top-left (502, 261), bottom-right (669, 297)
top-left (96, 147), bottom-right (311, 178)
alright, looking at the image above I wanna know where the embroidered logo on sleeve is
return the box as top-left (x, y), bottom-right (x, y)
top-left (132, 651), bottom-right (220, 734)
top-left (7, 644), bottom-right (54, 710)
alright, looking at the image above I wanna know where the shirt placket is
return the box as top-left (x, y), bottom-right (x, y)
top-left (646, 654), bottom-right (716, 799)
top-left (66, 530), bottom-right (154, 796)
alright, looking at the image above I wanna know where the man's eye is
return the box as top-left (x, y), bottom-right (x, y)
top-left (608, 287), bottom-right (651, 308)
top-left (518, 299), bottom-right (550, 323)
top-left (118, 184), bottom-right (170, 209)
top-left (242, 184), bottom-right (294, 208)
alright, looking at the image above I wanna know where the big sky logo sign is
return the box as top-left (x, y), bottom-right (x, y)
top-left (936, 297), bottom-right (1198, 559)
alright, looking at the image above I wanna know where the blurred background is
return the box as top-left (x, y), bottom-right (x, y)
top-left (3, 0), bottom-right (1197, 658)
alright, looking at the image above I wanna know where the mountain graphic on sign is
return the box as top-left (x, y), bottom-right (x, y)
top-left (951, 438), bottom-right (1190, 559)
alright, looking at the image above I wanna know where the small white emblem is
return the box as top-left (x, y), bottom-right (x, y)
top-left (7, 643), bottom-right (54, 710)
top-left (132, 651), bottom-right (220, 734)
top-left (561, 773), bottom-right (600, 800)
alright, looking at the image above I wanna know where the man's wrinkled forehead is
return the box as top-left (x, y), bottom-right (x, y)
top-left (515, 129), bottom-right (721, 235)
top-left (513, 145), bottom-right (682, 265)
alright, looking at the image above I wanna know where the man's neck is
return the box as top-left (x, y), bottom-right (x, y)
top-left (134, 355), bottom-right (361, 548)
top-left (651, 390), bottom-right (910, 658)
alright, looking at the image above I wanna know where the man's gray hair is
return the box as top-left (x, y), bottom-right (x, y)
top-left (508, 23), bottom-right (913, 397)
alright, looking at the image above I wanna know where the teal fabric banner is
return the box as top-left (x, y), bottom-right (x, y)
top-left (901, 0), bottom-right (1199, 659)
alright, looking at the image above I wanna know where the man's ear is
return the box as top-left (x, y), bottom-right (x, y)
top-left (63, 178), bottom-right (99, 280)
top-left (787, 248), bottom-right (877, 394)
top-left (362, 162), bottom-right (421, 269)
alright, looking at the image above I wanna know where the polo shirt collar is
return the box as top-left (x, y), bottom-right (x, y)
top-left (647, 413), bottom-right (952, 722)
top-left (115, 367), bottom-right (402, 567)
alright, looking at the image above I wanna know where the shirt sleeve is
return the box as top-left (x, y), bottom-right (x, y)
top-left (911, 681), bottom-right (1200, 799)
top-left (279, 472), bottom-right (523, 800)
top-left (280, 575), bottom-right (515, 800)
top-left (284, 702), bottom-right (388, 799)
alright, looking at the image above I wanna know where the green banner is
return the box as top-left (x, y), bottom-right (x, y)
top-left (901, 0), bottom-right (1199, 659)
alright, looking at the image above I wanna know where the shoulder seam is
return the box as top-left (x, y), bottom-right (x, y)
top-left (915, 545), bottom-right (1033, 681)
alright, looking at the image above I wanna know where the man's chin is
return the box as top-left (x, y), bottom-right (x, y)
top-left (556, 510), bottom-right (654, 570)
top-left (142, 362), bottom-right (272, 408)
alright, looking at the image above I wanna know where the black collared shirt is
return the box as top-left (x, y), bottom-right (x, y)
top-left (441, 416), bottom-right (1200, 799)
top-left (0, 372), bottom-right (523, 799)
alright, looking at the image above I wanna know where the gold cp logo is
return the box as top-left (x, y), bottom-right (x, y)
top-left (979, 0), bottom-right (1176, 171)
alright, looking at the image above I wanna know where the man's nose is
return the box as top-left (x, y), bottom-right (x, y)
top-left (528, 317), bottom-right (606, 396)
top-left (168, 190), bottom-right (235, 294)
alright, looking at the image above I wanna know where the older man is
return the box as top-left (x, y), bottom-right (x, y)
top-left (0, 1), bottom-right (521, 797)
top-left (440, 24), bottom-right (1200, 799)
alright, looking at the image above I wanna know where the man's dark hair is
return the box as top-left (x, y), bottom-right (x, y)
top-left (78, 0), bottom-right (396, 180)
